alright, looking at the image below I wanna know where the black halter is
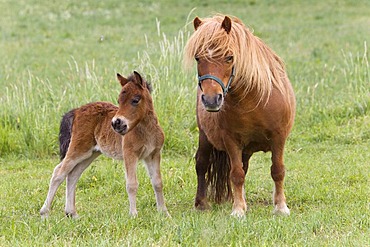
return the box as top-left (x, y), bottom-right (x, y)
top-left (198, 66), bottom-right (235, 96)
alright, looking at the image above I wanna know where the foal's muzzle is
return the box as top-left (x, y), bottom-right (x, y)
top-left (111, 117), bottom-right (128, 135)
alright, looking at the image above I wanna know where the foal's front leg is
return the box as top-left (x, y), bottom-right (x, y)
top-left (144, 150), bottom-right (169, 216)
top-left (123, 153), bottom-right (139, 217)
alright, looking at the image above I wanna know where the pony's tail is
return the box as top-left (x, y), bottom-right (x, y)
top-left (207, 148), bottom-right (232, 203)
top-left (59, 109), bottom-right (75, 161)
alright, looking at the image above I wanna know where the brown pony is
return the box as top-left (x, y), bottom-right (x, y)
top-left (184, 15), bottom-right (295, 217)
top-left (40, 71), bottom-right (169, 218)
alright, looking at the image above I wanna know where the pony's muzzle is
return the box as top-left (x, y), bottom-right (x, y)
top-left (112, 117), bottom-right (128, 135)
top-left (201, 93), bottom-right (223, 112)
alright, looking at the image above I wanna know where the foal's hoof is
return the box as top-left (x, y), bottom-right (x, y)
top-left (65, 212), bottom-right (79, 219)
top-left (162, 210), bottom-right (172, 218)
top-left (40, 207), bottom-right (50, 219)
top-left (273, 204), bottom-right (290, 216)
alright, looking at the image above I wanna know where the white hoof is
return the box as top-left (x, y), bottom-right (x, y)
top-left (230, 208), bottom-right (246, 218)
top-left (40, 207), bottom-right (50, 219)
top-left (273, 204), bottom-right (290, 216)
top-left (129, 210), bottom-right (138, 218)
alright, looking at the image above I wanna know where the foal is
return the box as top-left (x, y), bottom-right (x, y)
top-left (40, 71), bottom-right (168, 218)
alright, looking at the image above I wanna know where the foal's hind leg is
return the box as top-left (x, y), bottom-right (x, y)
top-left (271, 140), bottom-right (290, 216)
top-left (40, 150), bottom-right (93, 218)
top-left (65, 152), bottom-right (100, 218)
top-left (195, 130), bottom-right (213, 210)
top-left (144, 150), bottom-right (169, 216)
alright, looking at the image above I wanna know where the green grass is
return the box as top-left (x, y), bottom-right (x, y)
top-left (1, 0), bottom-right (369, 246)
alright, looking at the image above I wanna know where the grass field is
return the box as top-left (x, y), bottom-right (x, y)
top-left (1, 0), bottom-right (369, 246)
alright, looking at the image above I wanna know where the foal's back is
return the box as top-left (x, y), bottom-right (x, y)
top-left (66, 102), bottom-right (123, 160)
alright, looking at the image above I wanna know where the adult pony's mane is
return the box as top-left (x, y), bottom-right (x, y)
top-left (184, 15), bottom-right (289, 105)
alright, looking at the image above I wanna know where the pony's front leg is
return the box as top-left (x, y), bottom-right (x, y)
top-left (194, 130), bottom-right (212, 210)
top-left (144, 150), bottom-right (169, 216)
top-left (271, 141), bottom-right (290, 216)
top-left (224, 138), bottom-right (246, 217)
top-left (124, 154), bottom-right (139, 217)
top-left (271, 148), bottom-right (290, 216)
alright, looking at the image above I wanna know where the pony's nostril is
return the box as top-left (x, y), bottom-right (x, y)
top-left (122, 124), bottom-right (127, 131)
top-left (217, 94), bottom-right (223, 105)
top-left (201, 94), bottom-right (206, 104)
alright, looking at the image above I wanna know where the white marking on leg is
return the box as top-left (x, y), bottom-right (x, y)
top-left (145, 154), bottom-right (170, 217)
top-left (65, 153), bottom-right (99, 218)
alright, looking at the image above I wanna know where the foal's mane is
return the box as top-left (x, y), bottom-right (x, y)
top-left (127, 73), bottom-right (153, 94)
top-left (184, 15), bottom-right (289, 105)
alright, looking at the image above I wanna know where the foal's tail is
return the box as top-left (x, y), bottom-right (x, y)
top-left (59, 109), bottom-right (75, 161)
top-left (207, 148), bottom-right (232, 203)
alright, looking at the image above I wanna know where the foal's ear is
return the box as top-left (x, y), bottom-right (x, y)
top-left (117, 73), bottom-right (129, 87)
top-left (133, 71), bottom-right (145, 88)
top-left (221, 16), bottom-right (232, 34)
top-left (193, 17), bottom-right (202, 30)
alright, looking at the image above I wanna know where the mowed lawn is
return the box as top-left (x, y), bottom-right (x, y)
top-left (0, 0), bottom-right (369, 246)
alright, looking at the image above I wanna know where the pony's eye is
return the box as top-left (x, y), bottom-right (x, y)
top-left (195, 57), bottom-right (200, 63)
top-left (131, 96), bottom-right (141, 106)
top-left (225, 56), bottom-right (233, 63)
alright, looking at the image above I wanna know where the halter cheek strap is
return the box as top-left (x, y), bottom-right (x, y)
top-left (198, 66), bottom-right (235, 96)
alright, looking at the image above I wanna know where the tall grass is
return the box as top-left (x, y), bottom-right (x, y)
top-left (1, 34), bottom-right (368, 157)
top-left (0, 22), bottom-right (198, 158)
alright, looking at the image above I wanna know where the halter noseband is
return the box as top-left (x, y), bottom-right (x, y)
top-left (198, 66), bottom-right (235, 96)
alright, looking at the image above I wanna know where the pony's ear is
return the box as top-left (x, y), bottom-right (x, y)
top-left (221, 16), bottom-right (232, 34)
top-left (133, 71), bottom-right (145, 88)
top-left (193, 17), bottom-right (202, 30)
top-left (117, 73), bottom-right (129, 87)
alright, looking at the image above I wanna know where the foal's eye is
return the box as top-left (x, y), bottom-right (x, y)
top-left (131, 96), bottom-right (141, 106)
top-left (225, 56), bottom-right (233, 63)
top-left (195, 57), bottom-right (200, 63)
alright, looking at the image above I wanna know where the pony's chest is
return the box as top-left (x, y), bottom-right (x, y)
top-left (198, 107), bottom-right (269, 151)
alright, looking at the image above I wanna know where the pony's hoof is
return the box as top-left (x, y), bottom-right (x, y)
top-left (195, 199), bottom-right (211, 211)
top-left (273, 204), bottom-right (290, 216)
top-left (230, 208), bottom-right (246, 218)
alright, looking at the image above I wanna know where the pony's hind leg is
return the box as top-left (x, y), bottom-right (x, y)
top-left (144, 151), bottom-right (169, 216)
top-left (65, 152), bottom-right (100, 218)
top-left (271, 141), bottom-right (290, 216)
top-left (195, 130), bottom-right (213, 210)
